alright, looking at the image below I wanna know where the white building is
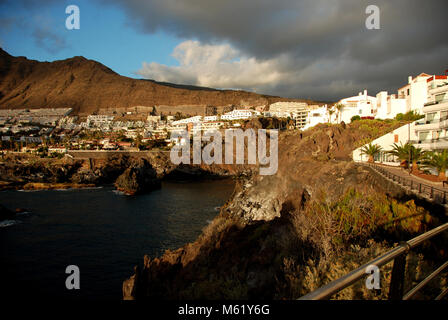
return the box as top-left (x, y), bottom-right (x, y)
top-left (147, 115), bottom-right (161, 122)
top-left (413, 76), bottom-right (448, 150)
top-left (171, 115), bottom-right (202, 126)
top-left (204, 115), bottom-right (218, 122)
top-left (336, 90), bottom-right (377, 123)
top-left (375, 91), bottom-right (407, 120)
top-left (353, 121), bottom-right (418, 165)
top-left (265, 102), bottom-right (309, 129)
top-left (302, 106), bottom-right (329, 130)
top-left (397, 73), bottom-right (432, 115)
top-left (194, 121), bottom-right (225, 132)
top-left (87, 115), bottom-right (114, 126)
top-left (269, 102), bottom-right (308, 113)
top-left (220, 109), bottom-right (259, 121)
top-left (263, 111), bottom-right (291, 118)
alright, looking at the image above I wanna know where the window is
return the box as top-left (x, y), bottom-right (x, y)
top-left (359, 109), bottom-right (362, 115)
top-left (407, 88), bottom-right (410, 95)
top-left (419, 131), bottom-right (430, 141)
top-left (394, 134), bottom-right (399, 143)
top-left (441, 111), bottom-right (448, 121)
top-left (436, 94), bottom-right (446, 103)
top-left (427, 112), bottom-right (436, 123)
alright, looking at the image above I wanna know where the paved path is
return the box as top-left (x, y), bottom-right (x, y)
top-left (363, 163), bottom-right (448, 205)
top-left (377, 164), bottom-right (448, 189)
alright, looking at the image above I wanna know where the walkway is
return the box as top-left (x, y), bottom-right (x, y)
top-left (379, 164), bottom-right (447, 189)
top-left (364, 163), bottom-right (448, 205)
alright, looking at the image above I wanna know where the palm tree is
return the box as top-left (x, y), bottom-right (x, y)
top-left (388, 142), bottom-right (413, 169)
top-left (421, 150), bottom-right (448, 180)
top-left (361, 143), bottom-right (382, 163)
top-left (388, 142), bottom-right (426, 172)
top-left (410, 146), bottom-right (426, 173)
top-left (328, 108), bottom-right (335, 124)
top-left (335, 103), bottom-right (344, 123)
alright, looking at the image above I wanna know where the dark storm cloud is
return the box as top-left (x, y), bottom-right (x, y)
top-left (104, 0), bottom-right (448, 100)
top-left (3, 0), bottom-right (446, 99)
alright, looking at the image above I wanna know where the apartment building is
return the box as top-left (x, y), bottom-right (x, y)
top-left (413, 75), bottom-right (448, 150)
top-left (220, 109), bottom-right (259, 121)
top-left (87, 115), bottom-right (114, 125)
top-left (302, 106), bottom-right (330, 130)
top-left (375, 91), bottom-right (407, 120)
top-left (336, 90), bottom-right (377, 123)
top-left (398, 73), bottom-right (432, 115)
top-left (266, 102), bottom-right (309, 129)
top-left (269, 102), bottom-right (308, 113)
top-left (171, 115), bottom-right (202, 126)
top-left (353, 121), bottom-right (418, 164)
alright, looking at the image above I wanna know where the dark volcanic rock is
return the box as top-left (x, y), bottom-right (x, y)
top-left (122, 121), bottom-right (441, 300)
top-left (71, 155), bottom-right (129, 184)
top-left (114, 158), bottom-right (161, 195)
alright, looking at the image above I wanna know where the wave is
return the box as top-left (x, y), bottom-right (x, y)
top-left (0, 220), bottom-right (21, 228)
top-left (56, 186), bottom-right (104, 191)
top-left (111, 190), bottom-right (126, 196)
top-left (15, 211), bottom-right (31, 216)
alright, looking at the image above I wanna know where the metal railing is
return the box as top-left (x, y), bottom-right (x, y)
top-left (299, 222), bottom-right (448, 300)
top-left (366, 163), bottom-right (448, 204)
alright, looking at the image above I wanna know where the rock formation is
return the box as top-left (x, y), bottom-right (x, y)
top-left (114, 158), bottom-right (161, 195)
top-left (122, 121), bottom-right (447, 300)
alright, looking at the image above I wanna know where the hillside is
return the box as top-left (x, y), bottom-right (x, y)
top-left (122, 120), bottom-right (448, 300)
top-left (0, 48), bottom-right (322, 115)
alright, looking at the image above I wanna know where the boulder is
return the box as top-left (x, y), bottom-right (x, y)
top-left (114, 158), bottom-right (161, 195)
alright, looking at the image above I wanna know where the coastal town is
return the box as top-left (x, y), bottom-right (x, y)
top-left (1, 73), bottom-right (447, 162)
top-left (1, 0), bottom-right (448, 305)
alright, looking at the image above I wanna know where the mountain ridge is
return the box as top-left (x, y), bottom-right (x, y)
top-left (0, 48), bottom-right (325, 115)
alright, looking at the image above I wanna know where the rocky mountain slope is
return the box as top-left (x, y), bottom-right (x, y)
top-left (122, 120), bottom-right (448, 300)
top-left (0, 48), bottom-right (319, 115)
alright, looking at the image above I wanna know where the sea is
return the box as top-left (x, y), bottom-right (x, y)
top-left (0, 179), bottom-right (234, 300)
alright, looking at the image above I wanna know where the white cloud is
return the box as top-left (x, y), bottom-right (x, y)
top-left (136, 40), bottom-right (284, 92)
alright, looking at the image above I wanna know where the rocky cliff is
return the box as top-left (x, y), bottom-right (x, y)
top-left (115, 158), bottom-right (161, 195)
top-left (122, 121), bottom-right (448, 300)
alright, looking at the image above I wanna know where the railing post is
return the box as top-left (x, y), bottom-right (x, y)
top-left (389, 253), bottom-right (407, 300)
top-left (431, 187), bottom-right (434, 199)
top-left (419, 184), bottom-right (422, 194)
top-left (411, 181), bottom-right (413, 190)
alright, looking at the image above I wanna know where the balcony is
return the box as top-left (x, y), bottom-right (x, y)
top-left (415, 116), bottom-right (448, 130)
top-left (411, 137), bottom-right (448, 150)
top-left (424, 98), bottom-right (448, 107)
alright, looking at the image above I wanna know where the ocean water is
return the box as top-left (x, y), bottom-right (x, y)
top-left (0, 179), bottom-right (234, 301)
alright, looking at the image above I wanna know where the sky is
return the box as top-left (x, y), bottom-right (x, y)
top-left (0, 0), bottom-right (447, 101)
